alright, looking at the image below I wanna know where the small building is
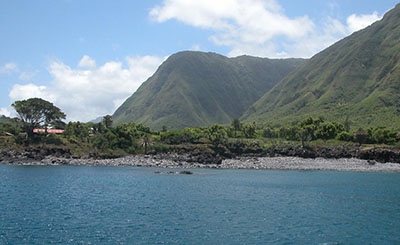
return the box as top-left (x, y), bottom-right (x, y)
top-left (33, 128), bottom-right (64, 134)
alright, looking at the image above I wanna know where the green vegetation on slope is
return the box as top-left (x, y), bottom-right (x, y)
top-left (243, 3), bottom-right (400, 129)
top-left (113, 51), bottom-right (304, 130)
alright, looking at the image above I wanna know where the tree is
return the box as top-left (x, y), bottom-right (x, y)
top-left (370, 127), bottom-right (397, 144)
top-left (242, 122), bottom-right (257, 138)
top-left (64, 121), bottom-right (91, 142)
top-left (279, 126), bottom-right (298, 140)
top-left (12, 98), bottom-right (66, 136)
top-left (354, 128), bottom-right (369, 146)
top-left (207, 124), bottom-right (228, 147)
top-left (113, 123), bottom-right (140, 149)
top-left (231, 119), bottom-right (241, 137)
top-left (343, 116), bottom-right (351, 132)
top-left (262, 126), bottom-right (276, 138)
top-left (297, 126), bottom-right (313, 148)
top-left (337, 131), bottom-right (353, 141)
top-left (102, 115), bottom-right (113, 128)
top-left (316, 122), bottom-right (344, 140)
top-left (298, 117), bottom-right (323, 139)
top-left (138, 134), bottom-right (153, 154)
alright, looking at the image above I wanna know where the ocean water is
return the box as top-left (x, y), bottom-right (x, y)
top-left (0, 164), bottom-right (399, 244)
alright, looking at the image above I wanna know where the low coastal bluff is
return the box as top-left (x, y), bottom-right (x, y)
top-left (267, 145), bottom-right (400, 164)
top-left (1, 145), bottom-right (400, 172)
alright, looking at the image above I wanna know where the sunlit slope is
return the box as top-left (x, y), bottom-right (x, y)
top-left (113, 51), bottom-right (304, 129)
top-left (243, 4), bottom-right (400, 128)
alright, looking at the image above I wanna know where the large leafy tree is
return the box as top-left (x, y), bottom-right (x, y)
top-left (207, 124), bottom-right (228, 147)
top-left (12, 98), bottom-right (66, 136)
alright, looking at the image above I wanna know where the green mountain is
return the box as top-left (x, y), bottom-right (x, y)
top-left (243, 4), bottom-right (400, 129)
top-left (0, 115), bottom-right (11, 125)
top-left (113, 51), bottom-right (304, 129)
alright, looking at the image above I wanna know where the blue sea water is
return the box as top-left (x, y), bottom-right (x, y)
top-left (0, 164), bottom-right (400, 244)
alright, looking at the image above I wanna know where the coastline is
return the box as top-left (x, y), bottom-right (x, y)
top-left (2, 154), bottom-right (400, 172)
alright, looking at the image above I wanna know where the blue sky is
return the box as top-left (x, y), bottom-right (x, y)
top-left (0, 0), bottom-right (398, 122)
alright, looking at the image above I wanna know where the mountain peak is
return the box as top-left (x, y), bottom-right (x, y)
top-left (113, 51), bottom-right (304, 129)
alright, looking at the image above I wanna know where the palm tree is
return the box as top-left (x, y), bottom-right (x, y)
top-left (231, 119), bottom-right (241, 137)
top-left (138, 134), bottom-right (153, 154)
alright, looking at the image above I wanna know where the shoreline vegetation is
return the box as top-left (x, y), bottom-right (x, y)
top-left (2, 98), bottom-right (400, 172)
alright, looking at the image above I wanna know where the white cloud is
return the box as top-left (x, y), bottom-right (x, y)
top-left (191, 44), bottom-right (201, 51)
top-left (0, 62), bottom-right (37, 81)
top-left (150, 0), bottom-right (383, 58)
top-left (0, 107), bottom-right (11, 117)
top-left (150, 0), bottom-right (314, 57)
top-left (9, 55), bottom-right (164, 122)
top-left (18, 71), bottom-right (38, 81)
top-left (284, 17), bottom-right (349, 58)
top-left (0, 62), bottom-right (17, 74)
top-left (78, 55), bottom-right (97, 69)
top-left (9, 83), bottom-right (51, 100)
top-left (347, 12), bottom-right (381, 33)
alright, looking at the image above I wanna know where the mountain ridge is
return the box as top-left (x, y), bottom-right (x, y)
top-left (113, 51), bottom-right (305, 129)
top-left (113, 4), bottom-right (400, 130)
top-left (242, 3), bottom-right (400, 128)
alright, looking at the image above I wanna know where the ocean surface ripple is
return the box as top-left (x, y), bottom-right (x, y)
top-left (1, 163), bottom-right (399, 244)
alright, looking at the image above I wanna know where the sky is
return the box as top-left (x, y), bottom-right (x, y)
top-left (0, 0), bottom-right (398, 122)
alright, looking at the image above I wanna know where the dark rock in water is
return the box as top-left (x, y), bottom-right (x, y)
top-left (153, 170), bottom-right (193, 175)
top-left (179, 170), bottom-right (193, 175)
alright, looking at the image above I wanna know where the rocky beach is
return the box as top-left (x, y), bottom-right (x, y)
top-left (2, 152), bottom-right (400, 172)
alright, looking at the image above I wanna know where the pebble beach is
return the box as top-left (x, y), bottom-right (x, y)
top-left (6, 154), bottom-right (400, 172)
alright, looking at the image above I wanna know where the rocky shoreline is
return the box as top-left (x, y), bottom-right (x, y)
top-left (2, 152), bottom-right (400, 172)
